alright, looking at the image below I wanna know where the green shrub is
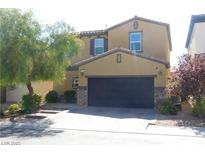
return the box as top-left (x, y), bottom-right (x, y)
top-left (159, 99), bottom-right (177, 115)
top-left (7, 103), bottom-right (22, 115)
top-left (45, 90), bottom-right (59, 103)
top-left (64, 90), bottom-right (76, 102)
top-left (192, 97), bottom-right (205, 118)
top-left (22, 94), bottom-right (42, 113)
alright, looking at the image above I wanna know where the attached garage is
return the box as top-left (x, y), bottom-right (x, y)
top-left (88, 77), bottom-right (154, 108)
top-left (71, 48), bottom-right (169, 108)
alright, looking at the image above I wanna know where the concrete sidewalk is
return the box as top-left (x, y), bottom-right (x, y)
top-left (146, 125), bottom-right (205, 138)
top-left (1, 124), bottom-right (205, 145)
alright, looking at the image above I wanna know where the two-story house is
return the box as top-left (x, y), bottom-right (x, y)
top-left (54, 16), bottom-right (172, 108)
top-left (186, 14), bottom-right (205, 55)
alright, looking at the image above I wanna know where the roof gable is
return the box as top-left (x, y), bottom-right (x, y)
top-left (78, 16), bottom-right (172, 51)
top-left (108, 16), bottom-right (169, 30)
top-left (70, 48), bottom-right (170, 69)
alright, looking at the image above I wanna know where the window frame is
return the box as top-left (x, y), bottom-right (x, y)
top-left (94, 38), bottom-right (104, 55)
top-left (72, 77), bottom-right (79, 90)
top-left (129, 31), bottom-right (142, 53)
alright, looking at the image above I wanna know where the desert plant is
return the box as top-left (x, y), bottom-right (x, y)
top-left (159, 99), bottom-right (177, 115)
top-left (0, 9), bottom-right (81, 96)
top-left (167, 54), bottom-right (205, 102)
top-left (192, 97), bottom-right (205, 118)
top-left (64, 90), bottom-right (76, 102)
top-left (45, 90), bottom-right (59, 103)
top-left (22, 93), bottom-right (42, 113)
top-left (7, 103), bottom-right (22, 115)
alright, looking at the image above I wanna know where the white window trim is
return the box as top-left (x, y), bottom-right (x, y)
top-left (130, 32), bottom-right (142, 53)
top-left (72, 77), bottom-right (79, 90)
top-left (94, 38), bottom-right (104, 55)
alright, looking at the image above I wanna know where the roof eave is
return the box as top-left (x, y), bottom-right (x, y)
top-left (79, 30), bottom-right (108, 37)
top-left (185, 14), bottom-right (205, 48)
top-left (71, 48), bottom-right (170, 68)
top-left (107, 16), bottom-right (172, 51)
top-left (76, 16), bottom-right (172, 51)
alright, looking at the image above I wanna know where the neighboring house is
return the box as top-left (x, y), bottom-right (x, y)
top-left (5, 82), bottom-right (53, 102)
top-left (185, 14), bottom-right (205, 55)
top-left (54, 16), bottom-right (172, 108)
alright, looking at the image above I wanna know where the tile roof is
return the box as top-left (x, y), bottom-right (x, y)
top-left (78, 30), bottom-right (107, 37)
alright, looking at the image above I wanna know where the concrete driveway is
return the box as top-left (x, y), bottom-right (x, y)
top-left (50, 106), bottom-right (157, 133)
top-left (1, 105), bottom-right (205, 144)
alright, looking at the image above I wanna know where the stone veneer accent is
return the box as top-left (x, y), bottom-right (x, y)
top-left (154, 87), bottom-right (166, 109)
top-left (77, 86), bottom-right (166, 108)
top-left (77, 86), bottom-right (88, 106)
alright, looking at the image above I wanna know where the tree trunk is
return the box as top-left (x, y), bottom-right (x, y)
top-left (26, 82), bottom-right (33, 95)
top-left (0, 86), bottom-right (6, 103)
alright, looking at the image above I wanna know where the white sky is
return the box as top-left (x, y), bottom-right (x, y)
top-left (1, 0), bottom-right (205, 67)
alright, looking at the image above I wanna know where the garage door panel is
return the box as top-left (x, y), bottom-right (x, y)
top-left (88, 77), bottom-right (154, 108)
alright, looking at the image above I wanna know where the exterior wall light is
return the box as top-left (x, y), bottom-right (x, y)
top-left (80, 69), bottom-right (85, 76)
top-left (158, 70), bottom-right (163, 76)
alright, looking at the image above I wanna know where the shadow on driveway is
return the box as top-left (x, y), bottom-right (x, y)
top-left (0, 118), bottom-right (64, 138)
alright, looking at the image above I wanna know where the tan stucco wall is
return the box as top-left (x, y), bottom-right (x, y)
top-left (108, 20), bottom-right (170, 63)
top-left (71, 19), bottom-right (170, 65)
top-left (6, 81), bottom-right (53, 102)
top-left (78, 51), bottom-right (169, 87)
top-left (7, 70), bottom-right (79, 102)
top-left (71, 35), bottom-right (107, 64)
top-left (53, 71), bottom-right (78, 94)
top-left (188, 23), bottom-right (205, 55)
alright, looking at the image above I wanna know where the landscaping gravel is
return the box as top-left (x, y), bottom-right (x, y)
top-left (156, 103), bottom-right (205, 127)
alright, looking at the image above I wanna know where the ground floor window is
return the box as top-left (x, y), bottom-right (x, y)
top-left (72, 77), bottom-right (79, 89)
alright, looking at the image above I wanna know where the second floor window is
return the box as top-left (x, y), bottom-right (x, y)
top-left (94, 38), bottom-right (104, 55)
top-left (130, 32), bottom-right (142, 53)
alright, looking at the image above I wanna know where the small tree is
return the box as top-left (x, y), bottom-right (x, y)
top-left (167, 54), bottom-right (205, 103)
top-left (0, 9), bottom-right (81, 95)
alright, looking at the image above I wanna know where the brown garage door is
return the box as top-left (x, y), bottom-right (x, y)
top-left (88, 77), bottom-right (154, 108)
